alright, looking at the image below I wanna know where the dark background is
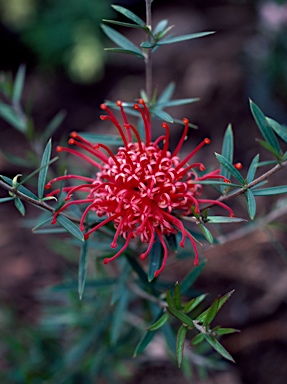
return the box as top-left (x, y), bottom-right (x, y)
top-left (1, 0), bottom-right (287, 383)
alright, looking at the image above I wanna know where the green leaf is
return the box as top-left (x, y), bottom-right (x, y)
top-left (250, 100), bottom-right (281, 155)
top-left (43, 110), bottom-right (66, 143)
top-left (157, 82), bottom-right (175, 104)
top-left (197, 290), bottom-right (234, 323)
top-left (0, 103), bottom-right (26, 133)
top-left (247, 154), bottom-right (259, 183)
top-left (216, 327), bottom-right (239, 335)
top-left (104, 47), bottom-right (144, 58)
top-left (32, 216), bottom-right (52, 231)
top-left (203, 298), bottom-right (219, 326)
top-left (157, 31), bottom-right (214, 45)
top-left (0, 175), bottom-right (38, 200)
top-left (56, 215), bottom-right (84, 242)
top-left (191, 333), bottom-right (205, 345)
top-left (14, 197), bottom-right (25, 216)
top-left (165, 233), bottom-right (178, 252)
top-left (103, 19), bottom-right (146, 29)
top-left (167, 307), bottom-right (194, 328)
top-left (148, 240), bottom-right (163, 282)
top-left (140, 41), bottom-right (155, 49)
top-left (220, 124), bottom-right (233, 192)
top-left (12, 65), bottom-right (26, 105)
top-left (0, 196), bottom-right (15, 203)
top-left (153, 19), bottom-right (169, 36)
top-left (252, 185), bottom-right (287, 196)
top-left (125, 254), bottom-right (148, 283)
top-left (206, 216), bottom-right (246, 224)
top-left (267, 117), bottom-right (287, 144)
top-left (198, 224), bottom-right (213, 244)
top-left (151, 107), bottom-right (173, 122)
top-left (148, 312), bottom-right (170, 331)
top-left (180, 261), bottom-right (206, 294)
top-left (111, 289), bottom-right (129, 345)
top-left (101, 24), bottom-right (143, 57)
top-left (176, 325), bottom-right (187, 367)
top-left (78, 240), bottom-right (88, 300)
top-left (111, 5), bottom-right (146, 26)
top-left (258, 139), bottom-right (282, 158)
top-left (174, 282), bottom-right (182, 310)
top-left (79, 132), bottom-right (123, 145)
top-left (38, 139), bottom-right (51, 199)
top-left (156, 98), bottom-right (199, 108)
top-left (184, 293), bottom-right (207, 314)
top-left (134, 330), bottom-right (157, 357)
top-left (204, 335), bottom-right (235, 362)
top-left (215, 153), bottom-right (245, 184)
top-left (245, 188), bottom-right (256, 220)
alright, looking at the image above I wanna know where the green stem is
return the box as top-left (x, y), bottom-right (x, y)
top-left (145, 0), bottom-right (152, 102)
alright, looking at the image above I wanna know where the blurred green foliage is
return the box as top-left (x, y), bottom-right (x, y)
top-left (0, 0), bottom-right (113, 83)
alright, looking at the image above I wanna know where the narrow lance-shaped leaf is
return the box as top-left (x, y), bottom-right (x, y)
top-left (78, 240), bottom-right (89, 300)
top-left (148, 239), bottom-right (163, 282)
top-left (206, 216), bottom-right (246, 224)
top-left (112, 5), bottom-right (146, 26)
top-left (151, 107), bottom-right (173, 123)
top-left (184, 293), bottom-right (207, 314)
top-left (176, 325), bottom-right (187, 368)
top-left (215, 153), bottom-right (245, 184)
top-left (111, 289), bottom-right (129, 345)
top-left (104, 47), bottom-right (145, 58)
top-left (0, 175), bottom-right (38, 200)
top-left (38, 139), bottom-right (52, 199)
top-left (156, 31), bottom-right (215, 45)
top-left (198, 224), bottom-right (213, 244)
top-left (245, 188), bottom-right (256, 220)
top-left (203, 298), bottom-right (219, 326)
top-left (101, 24), bottom-right (144, 58)
top-left (148, 312), bottom-right (170, 331)
top-left (267, 117), bottom-right (287, 144)
top-left (14, 197), bottom-right (25, 216)
top-left (56, 215), bottom-right (84, 242)
top-left (12, 65), bottom-right (26, 105)
top-left (247, 154), bottom-right (259, 184)
top-left (157, 82), bottom-right (175, 104)
top-left (220, 124), bottom-right (233, 192)
top-left (250, 100), bottom-right (281, 155)
top-left (153, 19), bottom-right (169, 36)
top-left (204, 335), bottom-right (235, 362)
top-left (174, 282), bottom-right (182, 310)
top-left (167, 307), bottom-right (194, 328)
top-left (0, 104), bottom-right (26, 133)
top-left (252, 185), bottom-right (287, 196)
top-left (43, 110), bottom-right (66, 143)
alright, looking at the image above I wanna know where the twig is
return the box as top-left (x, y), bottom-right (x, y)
top-left (145, 0), bottom-right (152, 101)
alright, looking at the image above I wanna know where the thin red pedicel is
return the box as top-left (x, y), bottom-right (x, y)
top-left (48, 100), bottom-right (234, 276)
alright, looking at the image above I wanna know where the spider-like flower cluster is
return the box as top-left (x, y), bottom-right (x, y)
top-left (46, 100), bottom-right (234, 276)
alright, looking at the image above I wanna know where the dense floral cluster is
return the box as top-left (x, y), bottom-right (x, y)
top-left (46, 100), bottom-right (233, 276)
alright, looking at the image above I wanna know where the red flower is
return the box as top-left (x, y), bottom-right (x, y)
top-left (46, 100), bottom-right (233, 277)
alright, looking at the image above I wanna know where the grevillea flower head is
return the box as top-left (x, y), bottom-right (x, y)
top-left (46, 100), bottom-right (235, 277)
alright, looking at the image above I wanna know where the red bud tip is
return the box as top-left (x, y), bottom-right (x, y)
top-left (70, 131), bottom-right (77, 138)
top-left (134, 104), bottom-right (140, 110)
top-left (100, 115), bottom-right (108, 121)
top-left (103, 258), bottom-right (109, 265)
top-left (56, 146), bottom-right (63, 152)
top-left (139, 254), bottom-right (145, 260)
top-left (111, 242), bottom-right (117, 249)
top-left (51, 218), bottom-right (57, 225)
top-left (94, 144), bottom-right (100, 150)
top-left (138, 99), bottom-right (144, 105)
top-left (224, 178), bottom-right (230, 183)
top-left (84, 234), bottom-right (89, 240)
top-left (154, 271), bottom-right (160, 278)
top-left (183, 118), bottom-right (189, 124)
top-left (64, 196), bottom-right (71, 201)
top-left (116, 100), bottom-right (122, 106)
top-left (100, 103), bottom-right (107, 110)
top-left (162, 123), bottom-right (169, 129)
top-left (68, 138), bottom-right (75, 145)
top-left (179, 240), bottom-right (185, 247)
top-left (199, 165), bottom-right (206, 171)
top-left (80, 225), bottom-right (85, 231)
top-left (204, 138), bottom-right (211, 144)
top-left (193, 260), bottom-right (199, 267)
top-left (230, 213), bottom-right (235, 218)
top-left (234, 162), bottom-right (242, 170)
top-left (44, 184), bottom-right (51, 190)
